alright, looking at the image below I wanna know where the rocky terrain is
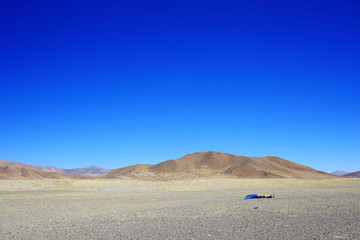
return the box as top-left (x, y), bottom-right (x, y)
top-left (0, 179), bottom-right (359, 240)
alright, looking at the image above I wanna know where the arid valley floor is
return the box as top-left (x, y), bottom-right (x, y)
top-left (1, 179), bottom-right (360, 240)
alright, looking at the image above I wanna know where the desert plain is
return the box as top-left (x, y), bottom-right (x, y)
top-left (1, 178), bottom-right (360, 240)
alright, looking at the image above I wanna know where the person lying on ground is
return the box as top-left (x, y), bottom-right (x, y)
top-left (244, 194), bottom-right (275, 199)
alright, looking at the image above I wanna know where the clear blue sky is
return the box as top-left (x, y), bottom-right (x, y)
top-left (1, 0), bottom-right (359, 172)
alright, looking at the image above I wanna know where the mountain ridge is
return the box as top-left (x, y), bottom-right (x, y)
top-left (331, 170), bottom-right (351, 176)
top-left (0, 159), bottom-right (114, 176)
top-left (343, 171), bottom-right (360, 178)
top-left (0, 166), bottom-right (85, 180)
top-left (0, 152), bottom-right (343, 180)
top-left (105, 151), bottom-right (337, 180)
top-left (63, 166), bottom-right (115, 176)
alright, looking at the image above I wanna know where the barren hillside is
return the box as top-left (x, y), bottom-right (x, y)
top-left (0, 159), bottom-right (112, 176)
top-left (0, 159), bottom-right (65, 174)
top-left (0, 166), bottom-right (84, 180)
top-left (106, 151), bottom-right (337, 180)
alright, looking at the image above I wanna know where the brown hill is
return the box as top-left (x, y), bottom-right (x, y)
top-left (343, 171), bottom-right (360, 178)
top-left (105, 151), bottom-right (337, 180)
top-left (0, 166), bottom-right (84, 180)
top-left (0, 159), bottom-right (65, 174)
top-left (0, 159), bottom-right (113, 176)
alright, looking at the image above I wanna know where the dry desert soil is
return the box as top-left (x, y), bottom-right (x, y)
top-left (1, 178), bottom-right (360, 240)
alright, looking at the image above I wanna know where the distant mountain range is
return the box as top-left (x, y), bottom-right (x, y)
top-left (105, 151), bottom-right (338, 180)
top-left (343, 171), bottom-right (360, 178)
top-left (331, 170), bottom-right (351, 176)
top-left (0, 166), bottom-right (84, 180)
top-left (0, 159), bottom-right (114, 178)
top-left (1, 152), bottom-right (358, 180)
top-left (0, 159), bottom-right (65, 174)
top-left (63, 166), bottom-right (115, 176)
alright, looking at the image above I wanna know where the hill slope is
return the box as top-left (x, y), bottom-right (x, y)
top-left (343, 171), bottom-right (360, 178)
top-left (106, 151), bottom-right (337, 180)
top-left (0, 166), bottom-right (83, 180)
top-left (0, 159), bottom-right (65, 174)
top-left (0, 159), bottom-right (113, 176)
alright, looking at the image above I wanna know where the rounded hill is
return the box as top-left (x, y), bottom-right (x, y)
top-left (105, 151), bottom-right (337, 180)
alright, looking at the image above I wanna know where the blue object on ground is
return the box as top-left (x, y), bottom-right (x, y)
top-left (244, 194), bottom-right (258, 199)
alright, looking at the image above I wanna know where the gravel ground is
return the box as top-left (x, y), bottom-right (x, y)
top-left (1, 185), bottom-right (360, 240)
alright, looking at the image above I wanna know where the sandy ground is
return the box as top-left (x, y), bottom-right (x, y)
top-left (1, 179), bottom-right (360, 240)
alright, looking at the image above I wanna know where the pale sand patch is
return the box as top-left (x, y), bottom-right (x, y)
top-left (0, 178), bottom-right (359, 192)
